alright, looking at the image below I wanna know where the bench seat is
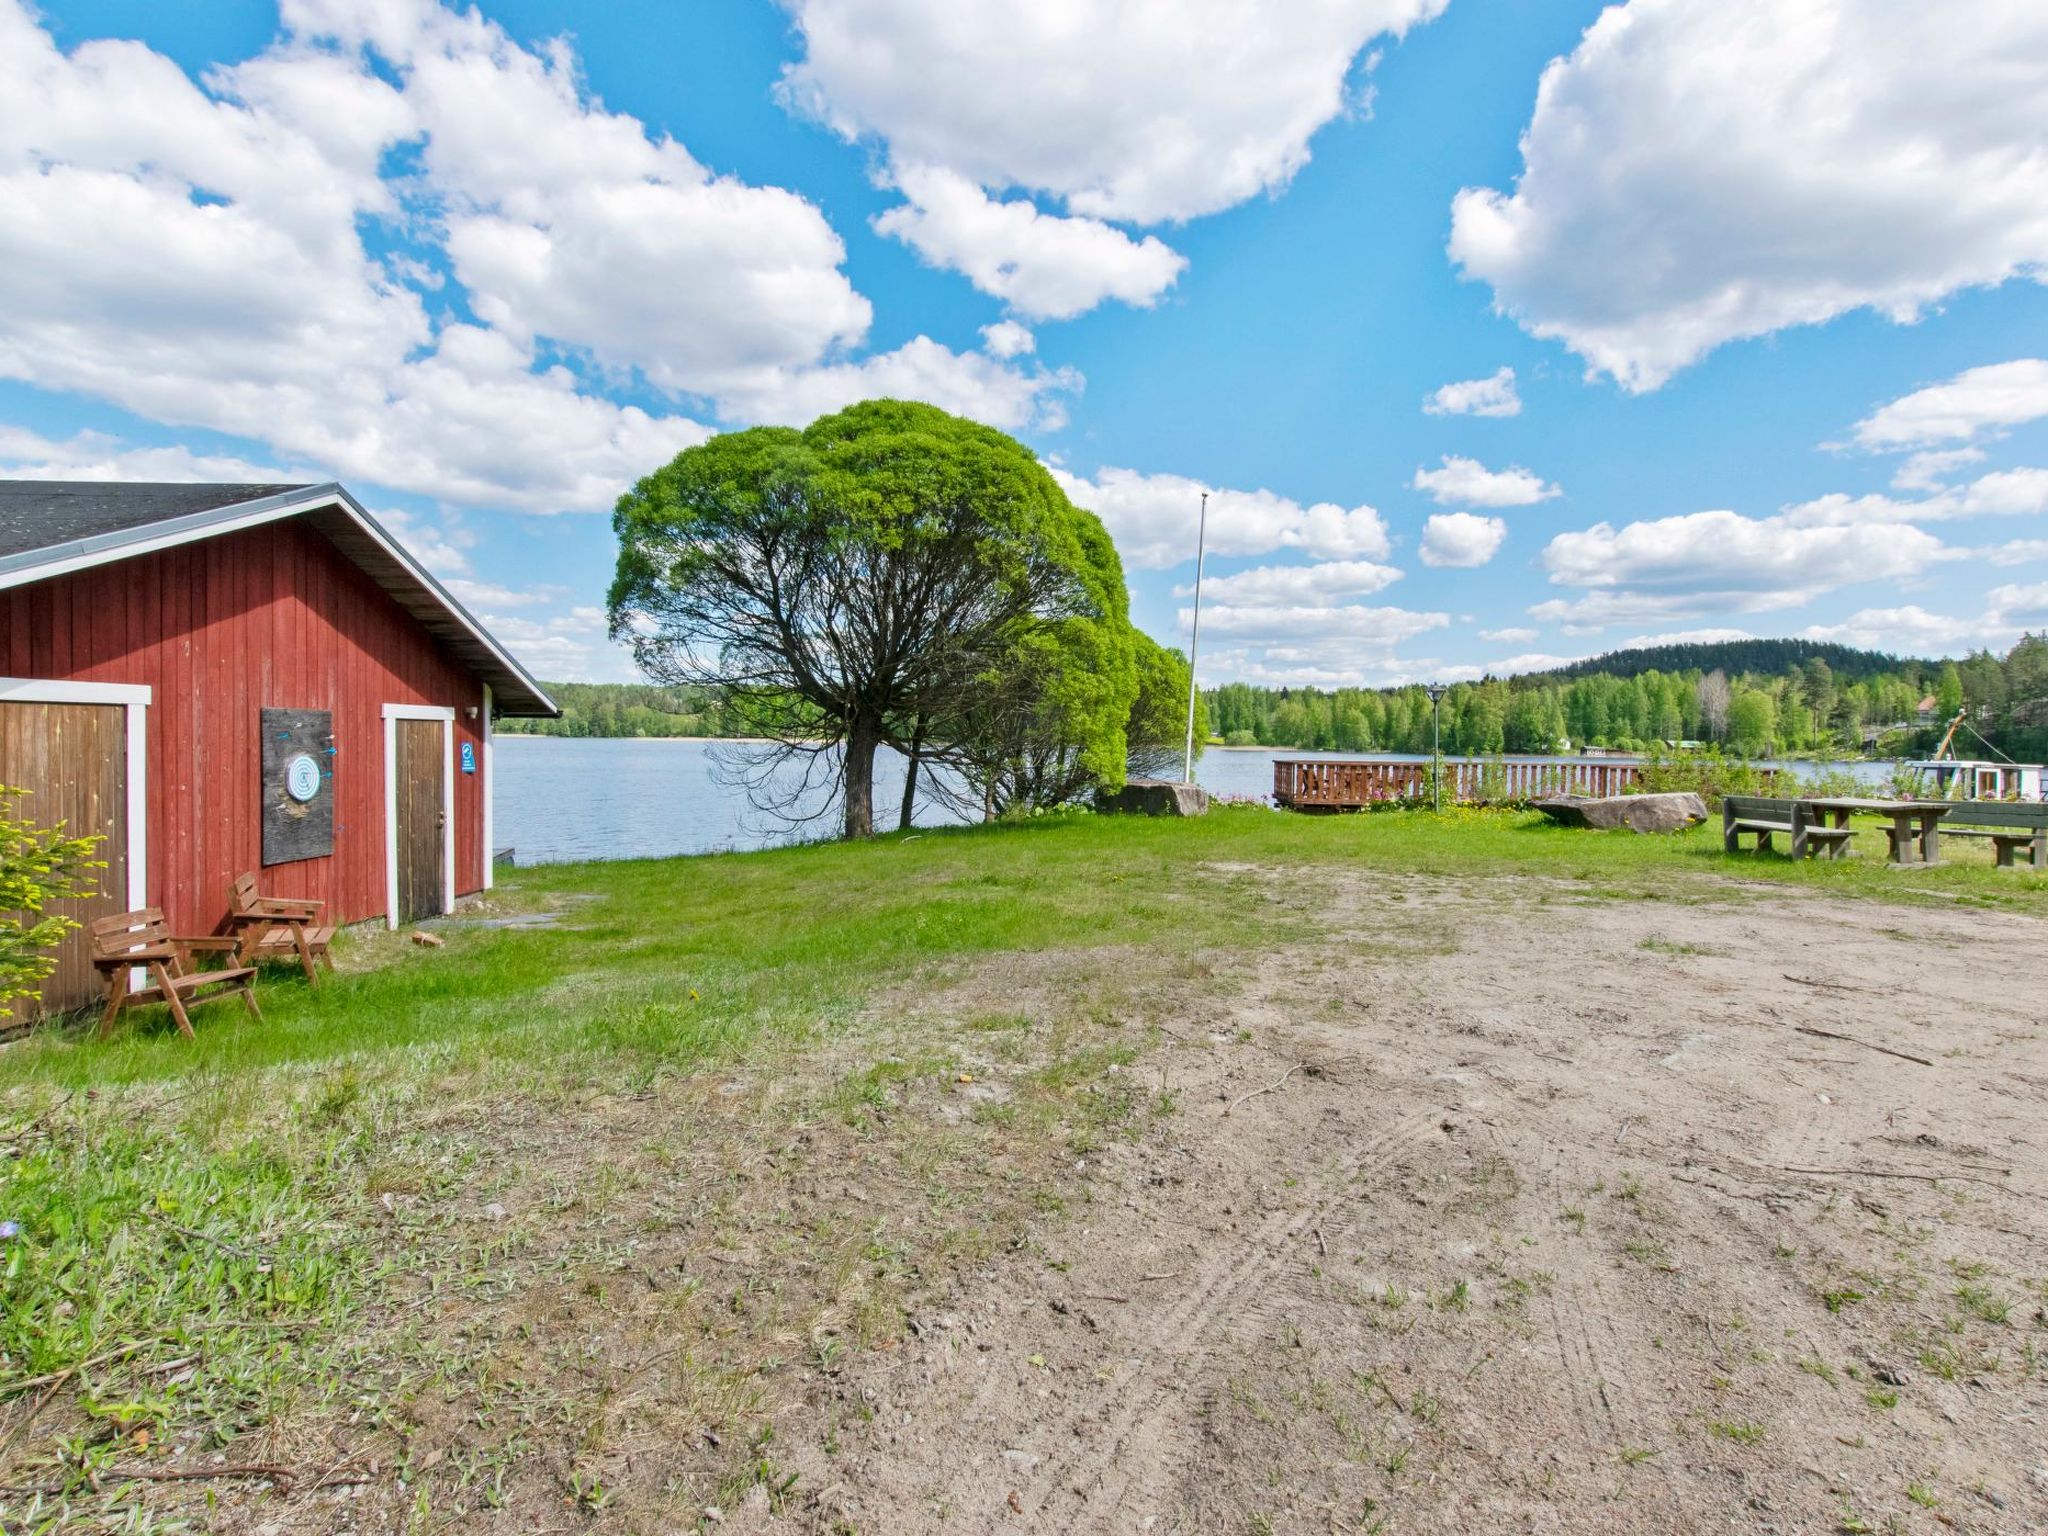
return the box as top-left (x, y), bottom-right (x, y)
top-left (1722, 798), bottom-right (1855, 859)
top-left (1941, 823), bottom-right (2047, 868)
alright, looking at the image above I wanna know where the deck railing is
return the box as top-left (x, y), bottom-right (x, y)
top-left (1272, 756), bottom-right (1646, 808)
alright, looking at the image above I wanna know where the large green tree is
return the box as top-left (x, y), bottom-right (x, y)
top-left (609, 400), bottom-right (1111, 838)
top-left (918, 505), bottom-right (1139, 817)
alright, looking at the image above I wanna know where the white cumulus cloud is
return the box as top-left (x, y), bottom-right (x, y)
top-left (0, 425), bottom-right (294, 484)
top-left (1412, 455), bottom-right (1559, 508)
top-left (1478, 626), bottom-right (1538, 643)
top-left (1423, 366), bottom-right (1520, 418)
top-left (1534, 508), bottom-right (1954, 630)
top-left (1450, 1), bottom-right (2048, 391)
top-left (1419, 512), bottom-right (1507, 568)
top-left (980, 320), bottom-right (1035, 359)
top-left (1176, 559), bottom-right (1401, 605)
top-left (874, 164), bottom-right (1185, 320)
top-left (721, 336), bottom-right (1078, 434)
top-left (1851, 359), bottom-right (2048, 449)
top-left (0, 0), bottom-right (1065, 515)
top-left (1892, 447), bottom-right (1985, 491)
top-left (1618, 627), bottom-right (1758, 649)
top-left (1053, 465), bottom-right (1391, 571)
top-left (1781, 468), bottom-right (2048, 526)
top-left (777, 0), bottom-right (1444, 318)
top-left (1799, 605), bottom-right (2022, 654)
top-left (779, 0), bottom-right (1447, 226)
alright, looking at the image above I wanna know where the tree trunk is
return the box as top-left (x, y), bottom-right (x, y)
top-left (898, 717), bottom-right (925, 832)
top-left (843, 720), bottom-right (880, 839)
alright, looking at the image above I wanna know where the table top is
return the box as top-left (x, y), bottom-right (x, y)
top-left (1801, 797), bottom-right (1953, 815)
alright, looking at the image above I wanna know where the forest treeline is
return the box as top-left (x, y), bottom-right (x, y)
top-left (506, 636), bottom-right (2048, 763)
top-left (1203, 637), bottom-right (2048, 759)
top-left (496, 680), bottom-right (742, 738)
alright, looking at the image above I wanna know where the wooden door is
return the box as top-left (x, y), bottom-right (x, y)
top-left (394, 717), bottom-right (445, 922)
top-left (0, 701), bottom-right (128, 1024)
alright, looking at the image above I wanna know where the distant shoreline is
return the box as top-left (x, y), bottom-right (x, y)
top-left (498, 733), bottom-right (782, 745)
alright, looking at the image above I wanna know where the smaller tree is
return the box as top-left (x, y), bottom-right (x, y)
top-left (1726, 688), bottom-right (1776, 756)
top-left (925, 510), bottom-right (1140, 816)
top-left (0, 787), bottom-right (104, 1011)
top-left (1695, 669), bottom-right (1732, 741)
top-left (1126, 632), bottom-right (1200, 779)
top-left (1935, 661), bottom-right (1965, 719)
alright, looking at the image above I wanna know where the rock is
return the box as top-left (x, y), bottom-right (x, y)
top-left (1531, 791), bottom-right (1708, 834)
top-left (1095, 777), bottom-right (1210, 817)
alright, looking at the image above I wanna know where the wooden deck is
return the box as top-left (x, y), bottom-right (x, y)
top-left (1273, 756), bottom-right (1646, 809)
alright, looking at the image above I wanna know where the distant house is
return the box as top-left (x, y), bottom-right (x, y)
top-left (1915, 694), bottom-right (1941, 725)
top-left (0, 481), bottom-right (558, 1017)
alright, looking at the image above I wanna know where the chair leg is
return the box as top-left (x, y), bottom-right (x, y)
top-left (293, 927), bottom-right (319, 986)
top-left (98, 967), bottom-right (129, 1040)
top-left (240, 983), bottom-right (263, 1022)
top-left (156, 965), bottom-right (196, 1040)
top-left (2033, 834), bottom-right (2047, 872)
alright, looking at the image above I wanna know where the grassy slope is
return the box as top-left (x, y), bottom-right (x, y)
top-left (1, 808), bottom-right (2041, 1527)
top-left (5, 807), bottom-right (2039, 1093)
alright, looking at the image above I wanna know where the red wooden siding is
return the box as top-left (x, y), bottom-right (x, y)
top-left (0, 520), bottom-right (487, 934)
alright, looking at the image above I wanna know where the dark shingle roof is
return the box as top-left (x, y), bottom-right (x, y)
top-left (0, 480), bottom-right (556, 716)
top-left (0, 482), bottom-right (317, 560)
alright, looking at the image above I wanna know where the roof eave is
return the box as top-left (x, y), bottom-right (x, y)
top-left (0, 482), bottom-right (561, 718)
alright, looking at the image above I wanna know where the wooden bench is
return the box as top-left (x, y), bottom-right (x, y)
top-left (1933, 801), bottom-right (2048, 869)
top-left (226, 871), bottom-right (337, 984)
top-left (91, 908), bottom-right (261, 1040)
top-left (1721, 796), bottom-right (1855, 860)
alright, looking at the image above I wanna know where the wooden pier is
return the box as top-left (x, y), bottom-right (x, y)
top-left (1272, 756), bottom-right (1645, 809)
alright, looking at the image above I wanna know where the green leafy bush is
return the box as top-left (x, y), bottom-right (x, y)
top-left (0, 786), bottom-right (104, 1008)
top-left (1636, 747), bottom-right (1770, 806)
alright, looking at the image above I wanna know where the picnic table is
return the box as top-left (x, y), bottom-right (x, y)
top-left (1800, 797), bottom-right (1953, 864)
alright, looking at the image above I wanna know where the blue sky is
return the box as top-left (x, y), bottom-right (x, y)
top-left (3, 0), bottom-right (2045, 684)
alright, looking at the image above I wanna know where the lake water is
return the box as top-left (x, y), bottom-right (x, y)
top-left (494, 737), bottom-right (1891, 866)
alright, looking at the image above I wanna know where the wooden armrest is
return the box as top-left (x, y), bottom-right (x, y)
top-left (177, 935), bottom-right (244, 950)
top-left (95, 945), bottom-right (177, 966)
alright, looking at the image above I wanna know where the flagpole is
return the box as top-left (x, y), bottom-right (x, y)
top-left (1182, 490), bottom-right (1209, 784)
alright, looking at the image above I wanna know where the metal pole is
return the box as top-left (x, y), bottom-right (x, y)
top-left (1182, 491), bottom-right (1209, 784)
top-left (1428, 684), bottom-right (1444, 812)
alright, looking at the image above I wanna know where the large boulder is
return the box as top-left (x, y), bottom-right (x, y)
top-left (1096, 777), bottom-right (1210, 817)
top-left (1532, 791), bottom-right (1708, 834)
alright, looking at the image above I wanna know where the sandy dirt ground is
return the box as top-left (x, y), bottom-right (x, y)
top-left (766, 872), bottom-right (2048, 1535)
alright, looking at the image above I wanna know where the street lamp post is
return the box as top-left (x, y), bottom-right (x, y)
top-left (1182, 490), bottom-right (1209, 785)
top-left (1425, 683), bottom-right (1446, 812)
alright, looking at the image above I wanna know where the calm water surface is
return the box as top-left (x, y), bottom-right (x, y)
top-left (494, 737), bottom-right (1885, 866)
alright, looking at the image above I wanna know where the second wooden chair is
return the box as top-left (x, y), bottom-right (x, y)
top-left (226, 872), bottom-right (337, 985)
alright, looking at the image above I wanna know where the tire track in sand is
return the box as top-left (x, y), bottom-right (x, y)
top-left (982, 1108), bottom-right (1437, 1534)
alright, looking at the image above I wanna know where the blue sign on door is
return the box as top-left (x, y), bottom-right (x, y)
top-left (460, 740), bottom-right (477, 774)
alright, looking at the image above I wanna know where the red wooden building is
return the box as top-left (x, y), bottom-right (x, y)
top-left (0, 481), bottom-right (558, 1016)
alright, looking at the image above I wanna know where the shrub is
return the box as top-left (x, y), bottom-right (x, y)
top-left (0, 786), bottom-right (104, 1009)
top-left (1636, 746), bottom-right (1769, 806)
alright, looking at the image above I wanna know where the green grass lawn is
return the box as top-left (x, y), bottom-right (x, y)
top-left (4, 806), bottom-right (2039, 1094)
top-left (1, 806), bottom-right (2041, 1529)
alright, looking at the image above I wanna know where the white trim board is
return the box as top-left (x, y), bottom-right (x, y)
top-left (382, 703), bottom-right (456, 930)
top-left (0, 676), bottom-right (149, 916)
top-left (481, 682), bottom-right (495, 891)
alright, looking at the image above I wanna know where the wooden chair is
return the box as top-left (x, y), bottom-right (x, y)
top-left (226, 872), bottom-right (336, 984)
top-left (90, 909), bottom-right (260, 1040)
